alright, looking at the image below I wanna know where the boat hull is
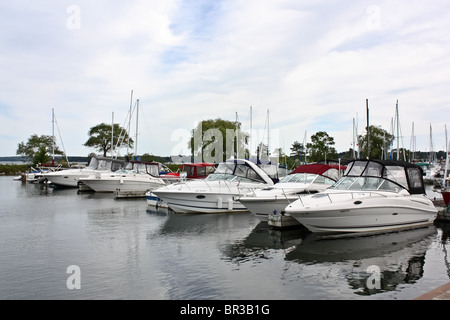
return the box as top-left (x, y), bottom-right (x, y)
top-left (45, 170), bottom-right (93, 187)
top-left (80, 176), bottom-right (165, 193)
top-left (238, 196), bottom-right (298, 221)
top-left (153, 190), bottom-right (249, 213)
top-left (285, 192), bottom-right (438, 234)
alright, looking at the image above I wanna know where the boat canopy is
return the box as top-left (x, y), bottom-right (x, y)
top-left (182, 163), bottom-right (216, 178)
top-left (206, 159), bottom-right (277, 185)
top-left (290, 164), bottom-right (345, 181)
top-left (342, 159), bottom-right (425, 195)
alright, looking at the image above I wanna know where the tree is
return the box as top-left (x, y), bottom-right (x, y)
top-left (189, 118), bottom-right (249, 163)
top-left (16, 134), bottom-right (63, 165)
top-left (306, 131), bottom-right (338, 162)
top-left (358, 125), bottom-right (394, 159)
top-left (290, 141), bottom-right (306, 163)
top-left (84, 123), bottom-right (134, 157)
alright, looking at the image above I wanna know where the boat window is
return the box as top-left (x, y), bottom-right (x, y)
top-left (258, 164), bottom-right (278, 180)
top-left (280, 173), bottom-right (316, 183)
top-left (87, 157), bottom-right (99, 169)
top-left (362, 162), bottom-right (383, 177)
top-left (197, 166), bottom-right (206, 177)
top-left (360, 177), bottom-right (384, 190)
top-left (384, 165), bottom-right (408, 189)
top-left (215, 163), bottom-right (235, 175)
top-left (147, 164), bottom-right (160, 176)
top-left (378, 179), bottom-right (403, 192)
top-left (407, 168), bottom-right (423, 189)
top-left (332, 176), bottom-right (359, 190)
top-left (184, 166), bottom-right (196, 177)
top-left (346, 161), bottom-right (367, 176)
top-left (111, 161), bottom-right (123, 172)
top-left (206, 166), bottom-right (216, 175)
top-left (97, 160), bottom-right (110, 171)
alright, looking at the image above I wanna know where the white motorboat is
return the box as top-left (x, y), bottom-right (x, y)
top-left (43, 156), bottom-right (125, 188)
top-left (152, 159), bottom-right (279, 213)
top-left (237, 164), bottom-right (344, 224)
top-left (147, 163), bottom-right (216, 207)
top-left (78, 160), bottom-right (167, 194)
top-left (284, 159), bottom-right (438, 234)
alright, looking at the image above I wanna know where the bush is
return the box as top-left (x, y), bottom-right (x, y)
top-left (0, 164), bottom-right (29, 175)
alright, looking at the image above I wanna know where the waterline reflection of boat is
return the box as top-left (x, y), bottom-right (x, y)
top-left (285, 159), bottom-right (438, 234)
top-left (285, 226), bottom-right (436, 296)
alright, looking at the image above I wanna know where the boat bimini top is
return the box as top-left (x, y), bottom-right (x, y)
top-left (330, 159), bottom-right (426, 195)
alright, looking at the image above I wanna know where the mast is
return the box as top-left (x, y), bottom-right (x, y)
top-left (249, 106), bottom-right (252, 158)
top-left (267, 109), bottom-right (270, 158)
top-left (111, 111), bottom-right (114, 158)
top-left (394, 100), bottom-right (399, 160)
top-left (366, 99), bottom-right (370, 159)
top-left (444, 125), bottom-right (449, 188)
top-left (128, 90), bottom-right (133, 155)
top-left (135, 99), bottom-right (139, 160)
top-left (410, 122), bottom-right (415, 162)
top-left (52, 108), bottom-right (55, 166)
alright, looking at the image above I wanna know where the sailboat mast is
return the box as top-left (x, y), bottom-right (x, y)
top-left (366, 99), bottom-right (370, 159)
top-left (396, 100), bottom-right (400, 160)
top-left (52, 108), bottom-right (55, 166)
top-left (444, 125), bottom-right (449, 188)
top-left (135, 99), bottom-right (139, 160)
top-left (128, 90), bottom-right (133, 155)
top-left (249, 106), bottom-right (252, 158)
top-left (111, 112), bottom-right (114, 158)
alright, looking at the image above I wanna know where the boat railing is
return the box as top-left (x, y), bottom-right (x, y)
top-left (325, 191), bottom-right (392, 203)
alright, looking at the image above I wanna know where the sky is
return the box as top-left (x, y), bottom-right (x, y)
top-left (1, 0), bottom-right (450, 160)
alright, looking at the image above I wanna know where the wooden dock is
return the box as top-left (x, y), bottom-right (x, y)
top-left (113, 189), bottom-right (147, 199)
top-left (415, 282), bottom-right (450, 300)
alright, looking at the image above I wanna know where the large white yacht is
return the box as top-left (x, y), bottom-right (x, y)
top-left (285, 159), bottom-right (438, 234)
top-left (152, 159), bottom-right (279, 213)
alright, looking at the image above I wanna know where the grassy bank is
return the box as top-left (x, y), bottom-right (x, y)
top-left (0, 164), bottom-right (29, 176)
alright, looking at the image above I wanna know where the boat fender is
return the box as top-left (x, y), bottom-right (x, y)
top-left (217, 197), bottom-right (223, 209)
top-left (228, 200), bottom-right (233, 211)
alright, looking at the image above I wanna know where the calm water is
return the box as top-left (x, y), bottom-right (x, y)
top-left (0, 176), bottom-right (449, 300)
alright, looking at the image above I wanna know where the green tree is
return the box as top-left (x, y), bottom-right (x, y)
top-left (290, 141), bottom-right (306, 163)
top-left (306, 131), bottom-right (338, 162)
top-left (84, 123), bottom-right (134, 157)
top-left (189, 118), bottom-right (249, 163)
top-left (358, 125), bottom-right (394, 159)
top-left (16, 134), bottom-right (63, 165)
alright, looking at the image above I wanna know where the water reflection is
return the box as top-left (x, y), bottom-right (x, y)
top-left (285, 226), bottom-right (436, 296)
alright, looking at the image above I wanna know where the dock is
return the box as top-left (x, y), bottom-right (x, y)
top-left (114, 189), bottom-right (147, 199)
top-left (415, 282), bottom-right (450, 300)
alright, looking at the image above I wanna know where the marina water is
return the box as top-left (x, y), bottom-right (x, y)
top-left (0, 175), bottom-right (449, 300)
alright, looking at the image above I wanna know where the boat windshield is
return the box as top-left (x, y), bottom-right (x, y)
top-left (205, 162), bottom-right (266, 183)
top-left (97, 159), bottom-right (112, 171)
top-left (279, 173), bottom-right (335, 185)
top-left (332, 176), bottom-right (404, 192)
top-left (86, 157), bottom-right (99, 169)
